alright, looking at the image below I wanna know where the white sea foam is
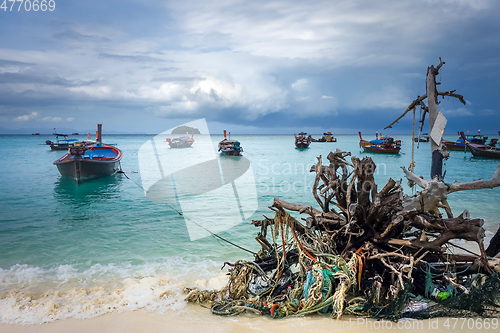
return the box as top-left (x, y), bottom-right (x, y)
top-left (0, 257), bottom-right (227, 326)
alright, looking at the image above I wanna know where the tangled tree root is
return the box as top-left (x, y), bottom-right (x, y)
top-left (185, 150), bottom-right (500, 320)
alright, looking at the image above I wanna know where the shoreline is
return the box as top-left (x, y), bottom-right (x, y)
top-left (2, 304), bottom-right (499, 333)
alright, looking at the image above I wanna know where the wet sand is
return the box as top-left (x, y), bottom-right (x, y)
top-left (2, 304), bottom-right (499, 333)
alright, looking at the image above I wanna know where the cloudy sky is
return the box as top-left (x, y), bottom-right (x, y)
top-left (1, 0), bottom-right (499, 134)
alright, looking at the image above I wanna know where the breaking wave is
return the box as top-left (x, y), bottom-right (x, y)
top-left (0, 257), bottom-right (227, 326)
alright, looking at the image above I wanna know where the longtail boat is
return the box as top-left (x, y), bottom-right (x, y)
top-left (322, 132), bottom-right (337, 142)
top-left (294, 132), bottom-right (311, 149)
top-left (460, 132), bottom-right (500, 159)
top-left (218, 130), bottom-right (243, 156)
top-left (53, 124), bottom-right (123, 184)
top-left (441, 138), bottom-right (467, 151)
top-left (359, 132), bottom-right (401, 154)
top-left (443, 131), bottom-right (487, 151)
top-left (166, 132), bottom-right (194, 148)
top-left (414, 133), bottom-right (429, 142)
top-left (45, 133), bottom-right (79, 151)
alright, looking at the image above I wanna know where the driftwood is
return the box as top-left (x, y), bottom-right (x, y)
top-left (487, 224), bottom-right (500, 258)
top-left (266, 150), bottom-right (500, 313)
top-left (401, 166), bottom-right (500, 217)
top-left (186, 149), bottom-right (500, 320)
top-left (187, 59), bottom-right (500, 320)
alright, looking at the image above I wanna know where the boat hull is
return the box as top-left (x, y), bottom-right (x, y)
top-left (54, 143), bottom-right (123, 184)
top-left (168, 141), bottom-right (194, 148)
top-left (359, 139), bottom-right (400, 154)
top-left (50, 144), bottom-right (73, 151)
top-left (295, 142), bottom-right (310, 149)
top-left (220, 149), bottom-right (242, 156)
top-left (361, 145), bottom-right (400, 154)
top-left (55, 158), bottom-right (121, 184)
top-left (467, 144), bottom-right (500, 159)
top-left (442, 139), bottom-right (468, 151)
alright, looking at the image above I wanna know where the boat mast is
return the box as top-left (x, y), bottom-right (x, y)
top-left (97, 123), bottom-right (102, 143)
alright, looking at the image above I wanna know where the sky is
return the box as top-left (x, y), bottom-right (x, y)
top-left (1, 0), bottom-right (500, 134)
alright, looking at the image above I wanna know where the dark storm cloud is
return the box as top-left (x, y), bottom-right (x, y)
top-left (99, 53), bottom-right (165, 63)
top-left (52, 29), bottom-right (112, 43)
top-left (0, 59), bottom-right (34, 67)
top-left (157, 67), bottom-right (180, 72)
top-left (150, 76), bottom-right (201, 83)
top-left (1, 0), bottom-right (500, 134)
top-left (0, 72), bottom-right (100, 87)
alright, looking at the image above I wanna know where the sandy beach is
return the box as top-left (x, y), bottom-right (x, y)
top-left (2, 304), bottom-right (499, 333)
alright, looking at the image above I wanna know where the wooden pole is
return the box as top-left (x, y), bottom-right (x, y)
top-left (427, 60), bottom-right (445, 180)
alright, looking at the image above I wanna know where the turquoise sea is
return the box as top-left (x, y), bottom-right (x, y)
top-left (1, 133), bottom-right (499, 325)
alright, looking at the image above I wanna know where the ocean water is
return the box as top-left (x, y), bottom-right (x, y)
top-left (1, 133), bottom-right (499, 325)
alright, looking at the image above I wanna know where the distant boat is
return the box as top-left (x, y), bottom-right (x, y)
top-left (72, 132), bottom-right (79, 135)
top-left (460, 131), bottom-right (500, 159)
top-left (359, 132), bottom-right (401, 154)
top-left (45, 133), bottom-right (79, 151)
top-left (442, 131), bottom-right (487, 151)
top-left (322, 132), bottom-right (337, 142)
top-left (441, 138), bottom-right (467, 151)
top-left (414, 133), bottom-right (429, 142)
top-left (295, 132), bottom-right (311, 149)
top-left (53, 124), bottom-right (123, 184)
top-left (32, 133), bottom-right (40, 136)
top-left (218, 130), bottom-right (243, 156)
top-left (166, 132), bottom-right (194, 148)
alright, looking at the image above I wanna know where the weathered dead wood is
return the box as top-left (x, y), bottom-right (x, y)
top-left (272, 197), bottom-right (321, 216)
top-left (449, 166), bottom-right (500, 192)
top-left (384, 91), bottom-right (465, 130)
top-left (245, 117), bottom-right (498, 317)
top-left (355, 157), bottom-right (377, 208)
top-left (486, 223), bottom-right (500, 258)
top-left (412, 217), bottom-right (484, 252)
top-left (312, 155), bottom-right (326, 212)
top-left (401, 166), bottom-right (500, 217)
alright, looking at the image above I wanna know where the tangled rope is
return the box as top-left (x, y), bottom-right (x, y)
top-left (187, 211), bottom-right (358, 319)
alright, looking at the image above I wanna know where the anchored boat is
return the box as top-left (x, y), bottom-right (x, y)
top-left (218, 130), bottom-right (243, 156)
top-left (414, 133), bottom-right (429, 142)
top-left (322, 132), bottom-right (337, 142)
top-left (460, 132), bottom-right (500, 159)
top-left (53, 124), bottom-right (123, 184)
top-left (295, 132), bottom-right (311, 149)
top-left (166, 132), bottom-right (194, 148)
top-left (442, 131), bottom-right (488, 151)
top-left (359, 132), bottom-right (401, 154)
top-left (45, 133), bottom-right (79, 151)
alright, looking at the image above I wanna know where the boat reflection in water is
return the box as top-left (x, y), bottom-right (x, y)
top-left (53, 175), bottom-right (123, 215)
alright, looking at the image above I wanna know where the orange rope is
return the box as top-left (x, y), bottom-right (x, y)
top-left (355, 245), bottom-right (364, 290)
top-left (270, 303), bottom-right (279, 316)
top-left (290, 218), bottom-right (318, 263)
